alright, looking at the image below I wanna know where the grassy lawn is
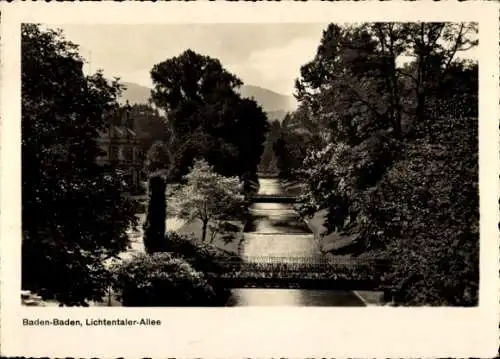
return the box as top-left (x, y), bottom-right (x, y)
top-left (175, 218), bottom-right (244, 255)
top-left (281, 180), bottom-right (307, 196)
top-left (162, 181), bottom-right (246, 254)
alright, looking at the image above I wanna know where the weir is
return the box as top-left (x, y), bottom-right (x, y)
top-left (226, 178), bottom-right (375, 306)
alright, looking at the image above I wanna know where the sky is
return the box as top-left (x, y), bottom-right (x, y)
top-left (52, 24), bottom-right (330, 96)
top-left (50, 23), bottom-right (478, 97)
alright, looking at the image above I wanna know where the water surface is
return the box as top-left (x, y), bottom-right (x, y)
top-left (228, 178), bottom-right (364, 306)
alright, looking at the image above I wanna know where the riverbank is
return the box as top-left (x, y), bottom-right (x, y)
top-left (306, 210), bottom-right (389, 306)
top-left (306, 209), bottom-right (360, 253)
top-left (304, 214), bottom-right (385, 306)
top-left (175, 218), bottom-right (244, 255)
top-left (280, 181), bottom-right (359, 253)
top-left (279, 180), bottom-right (387, 306)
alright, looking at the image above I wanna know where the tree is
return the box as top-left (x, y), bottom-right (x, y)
top-left (295, 23), bottom-right (478, 143)
top-left (143, 140), bottom-right (172, 175)
top-left (21, 24), bottom-right (138, 306)
top-left (292, 22), bottom-right (478, 305)
top-left (143, 175), bottom-right (167, 253)
top-left (403, 23), bottom-right (478, 122)
top-left (150, 50), bottom-right (269, 180)
top-left (273, 110), bottom-right (323, 179)
top-left (130, 104), bottom-right (171, 155)
top-left (258, 121), bottom-right (281, 175)
top-left (169, 159), bottom-right (245, 243)
top-left (294, 22), bottom-right (478, 234)
top-left (362, 113), bottom-right (478, 305)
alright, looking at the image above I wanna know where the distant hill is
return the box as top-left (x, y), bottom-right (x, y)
top-left (237, 85), bottom-right (296, 114)
top-left (119, 82), bottom-right (296, 122)
top-left (119, 82), bottom-right (152, 105)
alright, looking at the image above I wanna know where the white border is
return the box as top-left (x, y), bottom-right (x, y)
top-left (1, 2), bottom-right (499, 357)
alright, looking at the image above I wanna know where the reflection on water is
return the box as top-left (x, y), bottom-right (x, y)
top-left (242, 233), bottom-right (321, 258)
top-left (255, 179), bottom-right (284, 195)
top-left (228, 289), bottom-right (364, 306)
top-left (227, 178), bottom-right (364, 306)
top-left (242, 179), bottom-right (319, 257)
top-left (247, 205), bottom-right (311, 235)
top-left (252, 202), bottom-right (292, 210)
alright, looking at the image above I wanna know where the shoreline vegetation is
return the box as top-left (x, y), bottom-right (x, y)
top-left (109, 161), bottom-right (249, 307)
top-left (281, 180), bottom-right (359, 255)
top-left (22, 176), bottom-right (385, 307)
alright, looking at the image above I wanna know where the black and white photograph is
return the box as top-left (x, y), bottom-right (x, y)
top-left (1, 2), bottom-right (498, 358)
top-left (19, 20), bottom-right (480, 308)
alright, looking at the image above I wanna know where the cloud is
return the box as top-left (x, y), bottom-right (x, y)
top-left (52, 22), bottom-right (477, 97)
top-left (56, 23), bottom-right (327, 94)
top-left (227, 36), bottom-right (322, 95)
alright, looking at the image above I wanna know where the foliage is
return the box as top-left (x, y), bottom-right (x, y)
top-left (129, 104), bottom-right (178, 177)
top-left (143, 140), bottom-right (172, 175)
top-left (111, 252), bottom-right (229, 306)
top-left (150, 49), bottom-right (269, 180)
top-left (169, 159), bottom-right (246, 243)
top-left (258, 120), bottom-right (281, 174)
top-left (361, 113), bottom-right (478, 306)
top-left (130, 103), bottom-right (170, 151)
top-left (296, 129), bottom-right (400, 234)
top-left (165, 231), bottom-right (241, 274)
top-left (290, 22), bottom-right (478, 305)
top-left (290, 22), bottom-right (478, 152)
top-left (143, 175), bottom-right (167, 253)
top-left (21, 24), bottom-right (138, 306)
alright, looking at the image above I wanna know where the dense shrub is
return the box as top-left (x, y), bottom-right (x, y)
top-left (360, 115), bottom-right (478, 306)
top-left (165, 232), bottom-right (241, 274)
top-left (111, 252), bottom-right (230, 306)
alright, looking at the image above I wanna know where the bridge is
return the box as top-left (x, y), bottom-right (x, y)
top-left (247, 194), bottom-right (299, 203)
top-left (256, 172), bottom-right (279, 179)
top-left (209, 256), bottom-right (391, 290)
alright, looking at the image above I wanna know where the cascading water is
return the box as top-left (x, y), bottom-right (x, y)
top-left (226, 178), bottom-right (364, 306)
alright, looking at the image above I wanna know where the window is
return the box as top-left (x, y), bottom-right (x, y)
top-left (124, 147), bottom-right (134, 163)
top-left (110, 146), bottom-right (118, 161)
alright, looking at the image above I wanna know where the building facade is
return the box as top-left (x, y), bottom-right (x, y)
top-left (97, 104), bottom-right (146, 192)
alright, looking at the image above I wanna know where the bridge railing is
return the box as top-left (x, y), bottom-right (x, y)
top-left (249, 194), bottom-right (297, 199)
top-left (246, 195), bottom-right (299, 203)
top-left (211, 256), bottom-right (391, 279)
top-left (217, 271), bottom-right (382, 282)
top-left (218, 255), bottom-right (390, 265)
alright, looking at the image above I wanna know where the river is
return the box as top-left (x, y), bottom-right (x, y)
top-left (227, 178), bottom-right (365, 306)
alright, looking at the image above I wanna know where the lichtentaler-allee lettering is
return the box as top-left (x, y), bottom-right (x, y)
top-left (85, 318), bottom-right (161, 326)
